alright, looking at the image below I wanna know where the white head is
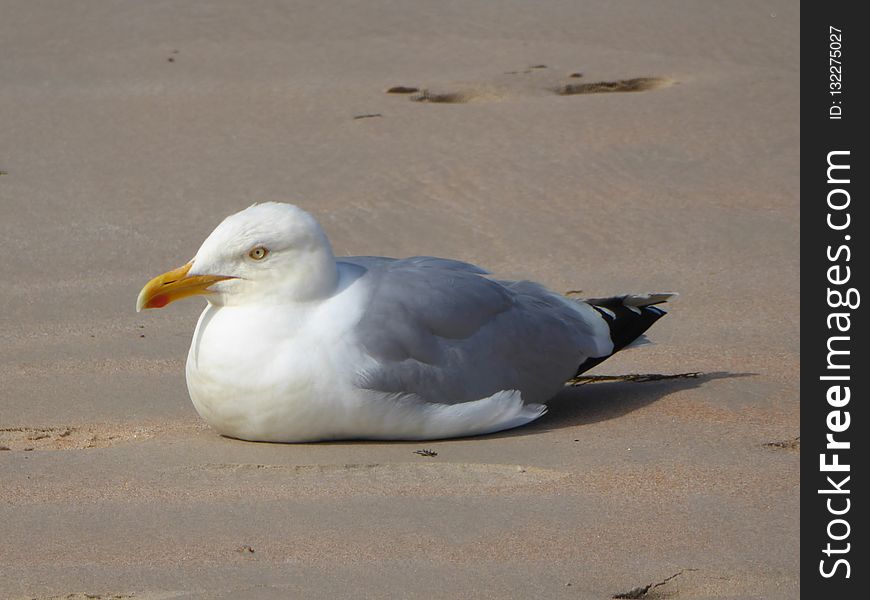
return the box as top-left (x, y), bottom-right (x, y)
top-left (137, 202), bottom-right (339, 311)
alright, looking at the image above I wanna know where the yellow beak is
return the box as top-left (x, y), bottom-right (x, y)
top-left (136, 261), bottom-right (234, 312)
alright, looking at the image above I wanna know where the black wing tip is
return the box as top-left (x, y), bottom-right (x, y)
top-left (574, 296), bottom-right (672, 377)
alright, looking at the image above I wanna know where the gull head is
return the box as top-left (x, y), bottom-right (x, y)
top-left (137, 202), bottom-right (338, 311)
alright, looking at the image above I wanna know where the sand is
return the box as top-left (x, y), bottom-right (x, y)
top-left (0, 1), bottom-right (799, 598)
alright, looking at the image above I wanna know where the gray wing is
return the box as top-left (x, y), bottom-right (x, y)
top-left (340, 256), bottom-right (612, 405)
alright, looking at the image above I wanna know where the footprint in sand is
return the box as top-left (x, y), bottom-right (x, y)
top-left (385, 66), bottom-right (673, 104)
top-left (0, 422), bottom-right (204, 452)
top-left (763, 436), bottom-right (800, 451)
top-left (554, 76), bottom-right (670, 95)
top-left (409, 87), bottom-right (505, 104)
top-left (0, 425), bottom-right (132, 451)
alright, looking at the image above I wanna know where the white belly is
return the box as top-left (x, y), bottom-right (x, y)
top-left (185, 301), bottom-right (363, 442)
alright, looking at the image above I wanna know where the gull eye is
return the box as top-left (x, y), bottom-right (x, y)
top-left (248, 246), bottom-right (269, 260)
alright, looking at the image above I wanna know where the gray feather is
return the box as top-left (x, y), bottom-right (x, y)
top-left (338, 256), bottom-right (613, 405)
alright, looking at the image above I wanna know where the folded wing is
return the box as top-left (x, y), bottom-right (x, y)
top-left (342, 256), bottom-right (613, 405)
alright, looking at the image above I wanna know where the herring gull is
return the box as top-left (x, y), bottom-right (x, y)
top-left (136, 202), bottom-right (674, 442)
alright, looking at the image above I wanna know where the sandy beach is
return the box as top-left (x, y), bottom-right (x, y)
top-left (0, 1), bottom-right (799, 598)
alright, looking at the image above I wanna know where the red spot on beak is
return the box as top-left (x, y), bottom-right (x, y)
top-left (149, 294), bottom-right (169, 308)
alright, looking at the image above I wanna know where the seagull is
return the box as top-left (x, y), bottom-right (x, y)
top-left (137, 202), bottom-right (674, 442)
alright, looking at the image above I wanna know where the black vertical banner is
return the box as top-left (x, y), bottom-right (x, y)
top-left (802, 2), bottom-right (868, 595)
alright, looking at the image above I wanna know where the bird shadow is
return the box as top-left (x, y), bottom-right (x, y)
top-left (480, 371), bottom-right (754, 440)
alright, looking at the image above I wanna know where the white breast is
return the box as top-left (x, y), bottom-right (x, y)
top-left (184, 275), bottom-right (369, 441)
